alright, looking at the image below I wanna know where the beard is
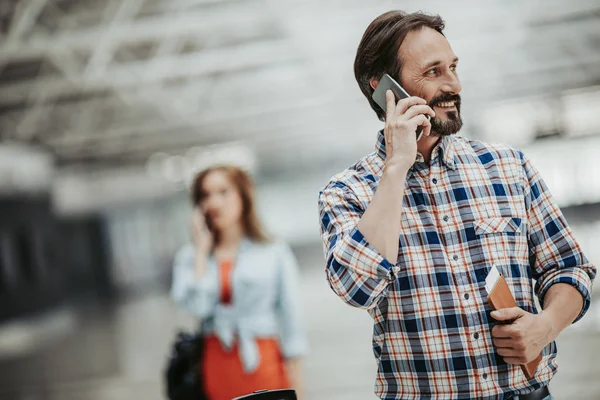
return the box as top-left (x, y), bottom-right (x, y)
top-left (429, 93), bottom-right (463, 136)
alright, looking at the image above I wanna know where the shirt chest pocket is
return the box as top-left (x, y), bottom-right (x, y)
top-left (474, 217), bottom-right (523, 236)
top-left (473, 216), bottom-right (528, 269)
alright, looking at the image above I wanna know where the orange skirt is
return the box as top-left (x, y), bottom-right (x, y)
top-left (201, 335), bottom-right (290, 400)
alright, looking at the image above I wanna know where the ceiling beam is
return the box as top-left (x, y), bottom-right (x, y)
top-left (0, 2), bottom-right (275, 64)
top-left (83, 0), bottom-right (146, 79)
top-left (5, 53), bottom-right (597, 143)
top-left (0, 39), bottom-right (301, 105)
top-left (4, 0), bottom-right (47, 46)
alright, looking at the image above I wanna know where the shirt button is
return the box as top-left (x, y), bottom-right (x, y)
top-left (432, 178), bottom-right (438, 184)
top-left (473, 332), bottom-right (480, 340)
top-left (443, 215), bottom-right (449, 222)
top-left (453, 255), bottom-right (459, 261)
top-left (482, 373), bottom-right (488, 379)
top-left (464, 293), bottom-right (470, 300)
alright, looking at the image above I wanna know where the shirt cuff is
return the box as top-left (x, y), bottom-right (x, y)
top-left (334, 226), bottom-right (397, 280)
top-left (281, 336), bottom-right (310, 359)
top-left (536, 267), bottom-right (593, 323)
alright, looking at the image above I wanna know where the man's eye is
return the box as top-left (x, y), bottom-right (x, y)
top-left (427, 68), bottom-right (438, 76)
top-left (450, 65), bottom-right (457, 72)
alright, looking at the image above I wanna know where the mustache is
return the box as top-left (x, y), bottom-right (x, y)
top-left (429, 93), bottom-right (461, 108)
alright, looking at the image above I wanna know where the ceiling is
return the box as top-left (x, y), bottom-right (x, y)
top-left (1, 0), bottom-right (600, 180)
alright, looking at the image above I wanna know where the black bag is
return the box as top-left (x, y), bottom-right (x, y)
top-left (165, 330), bottom-right (208, 400)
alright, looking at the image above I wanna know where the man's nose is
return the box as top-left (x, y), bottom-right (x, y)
top-left (440, 70), bottom-right (462, 95)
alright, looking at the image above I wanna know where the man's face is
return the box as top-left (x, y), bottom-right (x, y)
top-left (398, 27), bottom-right (463, 136)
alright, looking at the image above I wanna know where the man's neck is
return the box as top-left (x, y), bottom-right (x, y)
top-left (417, 134), bottom-right (441, 164)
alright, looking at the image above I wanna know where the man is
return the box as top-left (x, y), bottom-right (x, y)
top-left (318, 10), bottom-right (595, 400)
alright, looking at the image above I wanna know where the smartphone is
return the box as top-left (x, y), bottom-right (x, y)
top-left (371, 73), bottom-right (427, 141)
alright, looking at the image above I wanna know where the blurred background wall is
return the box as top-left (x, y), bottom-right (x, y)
top-left (0, 0), bottom-right (599, 399)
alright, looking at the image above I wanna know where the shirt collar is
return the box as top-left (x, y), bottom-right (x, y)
top-left (375, 129), bottom-right (457, 170)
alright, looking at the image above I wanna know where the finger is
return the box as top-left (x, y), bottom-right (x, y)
top-left (192, 212), bottom-right (203, 231)
top-left (413, 113), bottom-right (432, 138)
top-left (491, 325), bottom-right (515, 339)
top-left (409, 114), bottom-right (431, 133)
top-left (422, 115), bottom-right (432, 138)
top-left (496, 347), bottom-right (520, 357)
top-left (492, 338), bottom-right (515, 348)
top-left (383, 124), bottom-right (394, 154)
top-left (385, 90), bottom-right (396, 119)
top-left (491, 307), bottom-right (525, 322)
top-left (394, 96), bottom-right (427, 115)
top-left (402, 105), bottom-right (436, 121)
top-left (503, 357), bottom-right (526, 365)
top-left (197, 209), bottom-right (209, 226)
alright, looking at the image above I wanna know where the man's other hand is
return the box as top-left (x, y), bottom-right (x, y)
top-left (490, 307), bottom-right (553, 365)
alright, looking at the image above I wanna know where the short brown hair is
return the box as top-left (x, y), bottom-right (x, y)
top-left (354, 11), bottom-right (445, 121)
top-left (191, 165), bottom-right (269, 244)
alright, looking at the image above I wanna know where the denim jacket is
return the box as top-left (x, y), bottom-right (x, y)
top-left (171, 238), bottom-right (309, 372)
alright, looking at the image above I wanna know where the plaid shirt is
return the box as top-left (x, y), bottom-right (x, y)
top-left (318, 130), bottom-right (595, 400)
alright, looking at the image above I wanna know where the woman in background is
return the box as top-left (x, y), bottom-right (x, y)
top-left (171, 165), bottom-right (308, 400)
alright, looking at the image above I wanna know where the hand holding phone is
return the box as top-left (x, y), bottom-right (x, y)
top-left (191, 208), bottom-right (213, 254)
top-left (372, 74), bottom-right (431, 141)
top-left (371, 74), bottom-right (434, 169)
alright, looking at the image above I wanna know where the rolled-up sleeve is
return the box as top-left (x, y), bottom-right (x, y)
top-left (318, 183), bottom-right (397, 310)
top-left (170, 245), bottom-right (218, 319)
top-left (522, 154), bottom-right (596, 322)
top-left (276, 242), bottom-right (309, 359)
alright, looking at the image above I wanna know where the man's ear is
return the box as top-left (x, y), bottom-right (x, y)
top-left (369, 78), bottom-right (379, 91)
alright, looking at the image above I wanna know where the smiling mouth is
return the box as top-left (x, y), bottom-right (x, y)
top-left (435, 101), bottom-right (456, 109)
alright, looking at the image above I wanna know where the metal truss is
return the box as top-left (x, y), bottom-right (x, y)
top-left (0, 0), bottom-right (599, 172)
